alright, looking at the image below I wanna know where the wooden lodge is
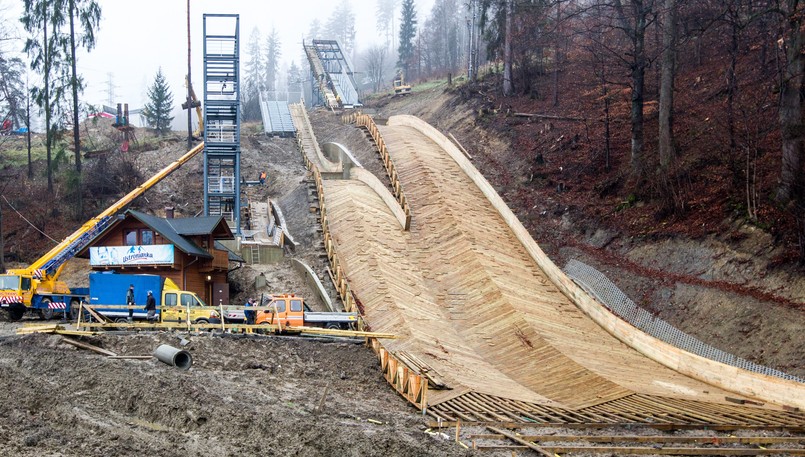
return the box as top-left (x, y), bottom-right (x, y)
top-left (78, 209), bottom-right (242, 306)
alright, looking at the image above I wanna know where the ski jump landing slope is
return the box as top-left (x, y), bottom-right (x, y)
top-left (318, 113), bottom-right (804, 426)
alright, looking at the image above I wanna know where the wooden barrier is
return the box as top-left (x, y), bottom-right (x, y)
top-left (370, 338), bottom-right (428, 413)
top-left (354, 114), bottom-right (412, 230)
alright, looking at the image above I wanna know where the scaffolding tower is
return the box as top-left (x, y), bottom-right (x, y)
top-left (203, 14), bottom-right (241, 235)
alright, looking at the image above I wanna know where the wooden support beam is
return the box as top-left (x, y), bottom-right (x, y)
top-left (428, 421), bottom-right (805, 433)
top-left (469, 434), bottom-right (805, 445)
top-left (474, 445), bottom-right (805, 455)
top-left (486, 426), bottom-right (554, 457)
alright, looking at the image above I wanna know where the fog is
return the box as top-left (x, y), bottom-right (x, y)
top-left (2, 0), bottom-right (436, 129)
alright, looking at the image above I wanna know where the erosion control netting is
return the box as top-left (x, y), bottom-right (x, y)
top-left (565, 259), bottom-right (804, 383)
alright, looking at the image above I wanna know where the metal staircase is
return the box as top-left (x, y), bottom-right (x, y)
top-left (203, 14), bottom-right (241, 235)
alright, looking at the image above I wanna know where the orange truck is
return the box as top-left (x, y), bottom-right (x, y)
top-left (254, 294), bottom-right (357, 330)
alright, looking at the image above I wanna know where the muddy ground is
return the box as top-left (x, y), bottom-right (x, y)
top-left (0, 328), bottom-right (475, 457)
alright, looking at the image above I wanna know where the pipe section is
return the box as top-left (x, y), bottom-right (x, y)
top-left (154, 344), bottom-right (193, 370)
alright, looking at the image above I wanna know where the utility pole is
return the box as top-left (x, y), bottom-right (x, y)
top-left (106, 72), bottom-right (117, 106)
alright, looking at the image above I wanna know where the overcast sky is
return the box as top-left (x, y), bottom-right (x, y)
top-left (4, 0), bottom-right (436, 115)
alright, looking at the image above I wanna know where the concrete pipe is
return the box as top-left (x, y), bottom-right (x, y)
top-left (154, 344), bottom-right (193, 370)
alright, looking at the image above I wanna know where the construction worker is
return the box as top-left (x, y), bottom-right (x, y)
top-left (126, 284), bottom-right (135, 323)
top-left (144, 290), bottom-right (157, 323)
top-left (259, 171), bottom-right (267, 185)
top-left (244, 298), bottom-right (256, 326)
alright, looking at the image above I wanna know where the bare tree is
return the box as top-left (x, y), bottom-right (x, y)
top-left (503, 0), bottom-right (513, 96)
top-left (774, 0), bottom-right (804, 204)
top-left (608, 0), bottom-right (657, 178)
top-left (657, 0), bottom-right (676, 172)
top-left (364, 45), bottom-right (388, 93)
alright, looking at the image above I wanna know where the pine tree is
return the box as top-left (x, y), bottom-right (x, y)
top-left (264, 28), bottom-right (281, 95)
top-left (398, 0), bottom-right (417, 78)
top-left (142, 68), bottom-right (174, 135)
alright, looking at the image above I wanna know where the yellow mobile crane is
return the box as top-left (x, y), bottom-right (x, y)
top-left (182, 75), bottom-right (204, 139)
top-left (0, 142), bottom-right (206, 321)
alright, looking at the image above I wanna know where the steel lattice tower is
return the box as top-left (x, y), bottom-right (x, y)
top-left (203, 14), bottom-right (241, 235)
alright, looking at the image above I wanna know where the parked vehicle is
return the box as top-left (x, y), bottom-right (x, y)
top-left (224, 295), bottom-right (313, 323)
top-left (89, 272), bottom-right (219, 324)
top-left (254, 294), bottom-right (357, 330)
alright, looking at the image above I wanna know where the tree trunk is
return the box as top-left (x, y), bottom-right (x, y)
top-left (613, 0), bottom-right (650, 178)
top-left (26, 77), bottom-right (32, 180)
top-left (69, 0), bottom-right (83, 219)
top-left (0, 202), bottom-right (4, 274)
top-left (186, 0), bottom-right (193, 149)
top-left (552, 0), bottom-right (561, 106)
top-left (629, 37), bottom-right (646, 176)
top-left (503, 0), bottom-right (513, 96)
top-left (777, 0), bottom-right (805, 204)
top-left (69, 0), bottom-right (80, 173)
top-left (44, 6), bottom-right (53, 193)
top-left (726, 21), bottom-right (738, 182)
top-left (658, 0), bottom-right (676, 172)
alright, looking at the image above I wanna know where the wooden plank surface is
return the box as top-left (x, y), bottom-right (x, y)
top-left (318, 115), bottom-right (805, 425)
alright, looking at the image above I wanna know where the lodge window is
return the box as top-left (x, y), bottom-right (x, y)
top-left (124, 230), bottom-right (137, 246)
top-left (124, 229), bottom-right (155, 246)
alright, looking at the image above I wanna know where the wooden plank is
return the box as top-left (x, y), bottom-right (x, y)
top-left (54, 330), bottom-right (97, 337)
top-left (429, 421), bottom-right (805, 432)
top-left (469, 434), bottom-right (805, 445)
top-left (486, 427), bottom-right (554, 457)
top-left (537, 446), bottom-right (805, 455)
top-left (61, 337), bottom-right (118, 356)
top-left (475, 445), bottom-right (805, 455)
top-left (16, 325), bottom-right (62, 334)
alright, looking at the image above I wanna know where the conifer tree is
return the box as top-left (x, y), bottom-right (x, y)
top-left (397, 0), bottom-right (417, 78)
top-left (142, 68), bottom-right (174, 135)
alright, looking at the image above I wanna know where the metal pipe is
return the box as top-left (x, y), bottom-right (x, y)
top-left (154, 344), bottom-right (193, 370)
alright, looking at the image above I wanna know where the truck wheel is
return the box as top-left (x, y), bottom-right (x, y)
top-left (68, 300), bottom-right (81, 321)
top-left (7, 306), bottom-right (25, 322)
top-left (38, 299), bottom-right (54, 320)
top-left (325, 322), bottom-right (341, 330)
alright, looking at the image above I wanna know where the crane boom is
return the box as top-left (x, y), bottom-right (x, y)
top-left (18, 142), bottom-right (205, 277)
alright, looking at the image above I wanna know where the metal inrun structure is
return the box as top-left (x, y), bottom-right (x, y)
top-left (203, 14), bottom-right (241, 235)
top-left (304, 39), bottom-right (360, 108)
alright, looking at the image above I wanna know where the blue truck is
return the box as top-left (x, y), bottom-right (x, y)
top-left (89, 272), bottom-right (218, 324)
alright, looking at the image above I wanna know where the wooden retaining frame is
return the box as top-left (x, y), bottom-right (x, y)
top-left (354, 114), bottom-right (412, 230)
top-left (294, 105), bottom-right (428, 412)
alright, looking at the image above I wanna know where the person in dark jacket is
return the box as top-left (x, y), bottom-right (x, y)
top-left (244, 298), bottom-right (256, 325)
top-left (126, 284), bottom-right (135, 322)
top-left (145, 290), bottom-right (157, 323)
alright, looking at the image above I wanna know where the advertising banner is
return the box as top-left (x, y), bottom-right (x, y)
top-left (90, 245), bottom-right (174, 266)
